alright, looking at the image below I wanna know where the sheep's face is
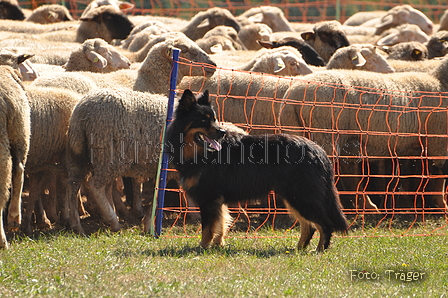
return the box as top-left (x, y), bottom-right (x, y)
top-left (174, 40), bottom-right (217, 78)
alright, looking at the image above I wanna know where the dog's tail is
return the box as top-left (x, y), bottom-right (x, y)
top-left (327, 181), bottom-right (349, 235)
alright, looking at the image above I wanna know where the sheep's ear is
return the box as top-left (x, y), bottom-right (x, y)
top-left (85, 51), bottom-right (108, 68)
top-left (210, 44), bottom-right (223, 53)
top-left (247, 13), bottom-right (264, 23)
top-left (349, 49), bottom-right (366, 67)
top-left (118, 1), bottom-right (134, 11)
top-left (197, 18), bottom-right (210, 29)
top-left (257, 40), bottom-right (275, 49)
top-left (177, 89), bottom-right (197, 115)
top-left (301, 31), bottom-right (315, 41)
top-left (411, 49), bottom-right (423, 60)
top-left (273, 57), bottom-right (286, 73)
top-left (197, 90), bottom-right (210, 106)
top-left (17, 53), bottom-right (34, 65)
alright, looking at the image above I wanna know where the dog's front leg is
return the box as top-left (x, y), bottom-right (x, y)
top-left (199, 200), bottom-right (226, 248)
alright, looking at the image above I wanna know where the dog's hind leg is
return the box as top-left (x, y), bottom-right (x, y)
top-left (283, 200), bottom-right (316, 250)
top-left (314, 223), bottom-right (332, 252)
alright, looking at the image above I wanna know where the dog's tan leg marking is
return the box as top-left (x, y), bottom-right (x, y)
top-left (212, 204), bottom-right (232, 246)
top-left (283, 200), bottom-right (315, 250)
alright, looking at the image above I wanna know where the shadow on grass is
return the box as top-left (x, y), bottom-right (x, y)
top-left (113, 244), bottom-right (315, 259)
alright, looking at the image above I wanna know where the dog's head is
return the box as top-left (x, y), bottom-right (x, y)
top-left (175, 89), bottom-right (226, 154)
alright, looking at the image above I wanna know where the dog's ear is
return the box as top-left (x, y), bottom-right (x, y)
top-left (177, 89), bottom-right (197, 115)
top-left (197, 90), bottom-right (210, 106)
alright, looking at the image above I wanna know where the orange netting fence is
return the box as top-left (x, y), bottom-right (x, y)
top-left (155, 56), bottom-right (448, 237)
top-left (17, 0), bottom-right (448, 23)
top-left (15, 0), bottom-right (448, 236)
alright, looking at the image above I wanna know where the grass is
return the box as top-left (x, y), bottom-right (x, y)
top-left (0, 220), bottom-right (447, 297)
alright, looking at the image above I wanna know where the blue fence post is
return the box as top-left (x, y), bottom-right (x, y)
top-left (150, 47), bottom-right (181, 237)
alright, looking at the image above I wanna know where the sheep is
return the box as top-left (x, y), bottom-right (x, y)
top-left (81, 0), bottom-right (134, 18)
top-left (120, 21), bottom-right (171, 51)
top-left (237, 47), bottom-right (313, 76)
top-left (195, 35), bottom-right (238, 54)
top-left (25, 4), bottom-right (73, 24)
top-left (343, 11), bottom-right (387, 26)
top-left (32, 34), bottom-right (217, 95)
top-left (300, 20), bottom-right (350, 63)
top-left (178, 67), bottom-right (299, 135)
top-left (180, 7), bottom-right (241, 41)
top-left (237, 23), bottom-right (273, 50)
top-left (278, 56), bottom-right (448, 210)
top-left (64, 38), bottom-right (131, 72)
top-left (63, 89), bottom-right (169, 233)
top-left (258, 36), bottom-right (325, 67)
top-left (0, 0), bottom-right (25, 20)
top-left (237, 6), bottom-right (293, 32)
top-left (438, 9), bottom-right (448, 32)
top-left (375, 24), bottom-right (429, 46)
top-left (426, 30), bottom-right (448, 59)
top-left (386, 58), bottom-right (443, 73)
top-left (372, 5), bottom-right (434, 36)
top-left (324, 44), bottom-right (395, 73)
top-left (0, 66), bottom-right (30, 249)
top-left (0, 48), bottom-right (38, 80)
top-left (21, 86), bottom-right (81, 235)
top-left (76, 5), bottom-right (134, 43)
top-left (195, 26), bottom-right (243, 53)
top-left (381, 41), bottom-right (428, 61)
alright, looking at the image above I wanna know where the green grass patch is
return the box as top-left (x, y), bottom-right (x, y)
top-left (1, 222), bottom-right (447, 297)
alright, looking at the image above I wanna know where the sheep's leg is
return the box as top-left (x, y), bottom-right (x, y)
top-left (131, 178), bottom-right (144, 219)
top-left (63, 177), bottom-right (84, 234)
top-left (87, 179), bottom-right (121, 232)
top-left (111, 181), bottom-right (131, 221)
top-left (7, 158), bottom-right (25, 231)
top-left (0, 177), bottom-right (9, 249)
top-left (21, 172), bottom-right (43, 235)
top-left (42, 174), bottom-right (59, 223)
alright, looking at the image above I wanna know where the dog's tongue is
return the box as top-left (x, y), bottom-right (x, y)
top-left (203, 135), bottom-right (222, 151)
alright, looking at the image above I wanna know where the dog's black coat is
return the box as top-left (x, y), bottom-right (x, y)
top-left (166, 89), bottom-right (348, 251)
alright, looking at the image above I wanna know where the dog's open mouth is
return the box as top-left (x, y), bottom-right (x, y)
top-left (195, 132), bottom-right (222, 151)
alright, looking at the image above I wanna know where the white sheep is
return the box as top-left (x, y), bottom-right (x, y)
top-left (25, 4), bottom-right (73, 24)
top-left (237, 6), bottom-right (293, 32)
top-left (0, 66), bottom-right (30, 249)
top-left (120, 21), bottom-right (171, 51)
top-left (237, 23), bottom-right (273, 50)
top-left (180, 7), bottom-right (241, 41)
top-left (32, 33), bottom-right (217, 95)
top-left (64, 89), bottom-right (168, 233)
top-left (278, 56), bottom-right (448, 210)
top-left (343, 11), bottom-right (387, 26)
top-left (178, 67), bottom-right (299, 135)
top-left (375, 24), bottom-right (429, 46)
top-left (64, 38), bottom-right (131, 72)
top-left (81, 0), bottom-right (134, 18)
top-left (22, 86), bottom-right (81, 235)
top-left (381, 41), bottom-right (428, 61)
top-left (324, 44), bottom-right (395, 73)
top-left (372, 5), bottom-right (434, 36)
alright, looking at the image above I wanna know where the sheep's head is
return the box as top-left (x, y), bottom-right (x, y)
top-left (165, 37), bottom-right (217, 78)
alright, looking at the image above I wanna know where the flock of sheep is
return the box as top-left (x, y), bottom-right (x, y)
top-left (1, 0), bottom-right (448, 249)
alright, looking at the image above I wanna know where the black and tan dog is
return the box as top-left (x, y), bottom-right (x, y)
top-left (166, 89), bottom-right (348, 251)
